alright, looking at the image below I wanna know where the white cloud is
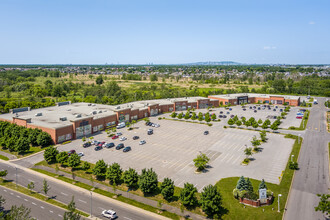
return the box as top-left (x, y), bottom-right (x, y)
top-left (309, 21), bottom-right (315, 25)
top-left (263, 46), bottom-right (277, 50)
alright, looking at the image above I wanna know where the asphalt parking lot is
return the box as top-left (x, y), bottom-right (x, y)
top-left (59, 113), bottom-right (294, 192)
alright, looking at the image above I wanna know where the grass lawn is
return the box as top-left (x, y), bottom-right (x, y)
top-left (0, 154), bottom-right (9, 161)
top-left (0, 178), bottom-right (89, 217)
top-left (0, 146), bottom-right (44, 158)
top-left (215, 134), bottom-right (301, 220)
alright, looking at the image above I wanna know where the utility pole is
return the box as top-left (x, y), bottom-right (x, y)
top-left (278, 194), bottom-right (282, 212)
top-left (90, 191), bottom-right (93, 217)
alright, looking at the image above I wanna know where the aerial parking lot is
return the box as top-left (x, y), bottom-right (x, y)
top-left (59, 104), bottom-right (296, 192)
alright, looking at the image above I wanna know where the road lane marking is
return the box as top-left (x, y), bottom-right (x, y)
top-left (78, 199), bottom-right (87, 204)
top-left (60, 192), bottom-right (68, 196)
top-left (58, 214), bottom-right (62, 217)
top-left (16, 195), bottom-right (20, 198)
top-left (124, 217), bottom-right (132, 220)
top-left (98, 207), bottom-right (105, 210)
top-left (32, 202), bottom-right (37, 205)
top-left (50, 210), bottom-right (53, 213)
top-left (40, 206), bottom-right (44, 209)
top-left (10, 193), bottom-right (13, 195)
top-left (3, 189), bottom-right (7, 192)
top-left (24, 199), bottom-right (28, 202)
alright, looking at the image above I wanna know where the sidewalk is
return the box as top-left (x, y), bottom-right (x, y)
top-left (34, 165), bottom-right (206, 220)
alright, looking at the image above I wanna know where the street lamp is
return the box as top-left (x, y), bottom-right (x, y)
top-left (245, 144), bottom-right (247, 149)
top-left (291, 155), bottom-right (294, 162)
top-left (298, 134), bottom-right (301, 144)
top-left (90, 191), bottom-right (92, 218)
top-left (15, 167), bottom-right (17, 187)
top-left (278, 194), bottom-right (282, 212)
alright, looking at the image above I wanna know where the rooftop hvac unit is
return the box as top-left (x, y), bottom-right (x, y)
top-left (59, 117), bottom-right (67, 121)
top-left (75, 114), bottom-right (81, 118)
top-left (35, 112), bottom-right (42, 116)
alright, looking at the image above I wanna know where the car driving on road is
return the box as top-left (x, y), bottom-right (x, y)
top-left (102, 209), bottom-right (118, 219)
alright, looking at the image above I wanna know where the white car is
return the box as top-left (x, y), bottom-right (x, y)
top-left (148, 128), bottom-right (153, 132)
top-left (102, 209), bottom-right (117, 219)
top-left (77, 152), bottom-right (84, 157)
top-left (116, 132), bottom-right (122, 136)
top-left (91, 140), bottom-right (98, 145)
top-left (139, 140), bottom-right (146, 145)
top-left (119, 137), bottom-right (127, 141)
top-left (102, 142), bottom-right (107, 147)
top-left (155, 124), bottom-right (160, 128)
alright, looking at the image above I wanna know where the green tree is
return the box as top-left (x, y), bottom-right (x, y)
top-left (160, 178), bottom-right (174, 201)
top-left (258, 119), bottom-right (263, 124)
top-left (233, 115), bottom-right (238, 122)
top-left (259, 179), bottom-right (267, 190)
top-left (27, 182), bottom-right (34, 193)
top-left (251, 136), bottom-right (261, 147)
top-left (42, 179), bottom-right (50, 197)
top-left (184, 112), bottom-right (190, 119)
top-left (236, 120), bottom-right (242, 126)
top-left (68, 153), bottom-right (81, 170)
top-left (180, 182), bottom-right (198, 207)
top-left (252, 122), bottom-right (259, 129)
top-left (82, 136), bottom-right (86, 143)
top-left (260, 130), bottom-right (267, 142)
top-left (44, 146), bottom-right (59, 164)
top-left (314, 194), bottom-right (330, 217)
top-left (245, 120), bottom-right (251, 127)
top-left (150, 74), bottom-right (158, 82)
top-left (63, 196), bottom-right (81, 220)
top-left (6, 205), bottom-right (34, 220)
top-left (93, 159), bottom-right (107, 179)
top-left (211, 114), bottom-right (216, 121)
top-left (227, 118), bottom-right (234, 125)
top-left (236, 176), bottom-right (247, 191)
top-left (244, 147), bottom-right (253, 159)
top-left (15, 137), bottom-right (30, 153)
top-left (106, 162), bottom-right (123, 184)
top-left (200, 185), bottom-right (223, 218)
top-left (193, 153), bottom-right (210, 171)
top-left (170, 112), bottom-right (177, 118)
top-left (139, 168), bottom-right (158, 194)
top-left (198, 112), bottom-right (203, 121)
top-left (191, 112), bottom-right (197, 120)
top-left (177, 113), bottom-right (183, 119)
top-left (95, 75), bottom-right (104, 85)
top-left (261, 122), bottom-right (269, 129)
top-left (37, 132), bottom-right (52, 147)
top-left (123, 168), bottom-right (139, 188)
top-left (82, 161), bottom-right (91, 171)
top-left (246, 178), bottom-right (253, 193)
top-left (56, 151), bottom-right (69, 166)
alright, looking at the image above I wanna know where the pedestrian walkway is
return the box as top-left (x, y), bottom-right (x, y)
top-left (33, 165), bottom-right (205, 220)
top-left (0, 150), bottom-right (17, 160)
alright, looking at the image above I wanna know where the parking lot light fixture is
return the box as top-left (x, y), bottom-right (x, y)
top-left (278, 194), bottom-right (282, 212)
top-left (291, 155), bottom-right (294, 162)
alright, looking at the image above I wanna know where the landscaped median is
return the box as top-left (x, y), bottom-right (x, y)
top-left (215, 134), bottom-right (302, 220)
top-left (0, 154), bottom-right (9, 161)
top-left (0, 177), bottom-right (89, 217)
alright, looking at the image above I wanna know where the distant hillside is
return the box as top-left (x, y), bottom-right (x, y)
top-left (183, 61), bottom-right (242, 66)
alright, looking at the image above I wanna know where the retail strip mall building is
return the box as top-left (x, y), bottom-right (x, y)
top-left (0, 93), bottom-right (300, 144)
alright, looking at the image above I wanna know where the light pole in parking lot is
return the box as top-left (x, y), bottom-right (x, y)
top-left (90, 191), bottom-right (92, 217)
top-left (278, 194), bottom-right (282, 212)
top-left (15, 167), bottom-right (17, 187)
top-left (298, 134), bottom-right (301, 144)
top-left (291, 155), bottom-right (294, 162)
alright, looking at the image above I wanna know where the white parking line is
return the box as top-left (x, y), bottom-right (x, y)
top-left (78, 199), bottom-right (87, 204)
top-left (98, 207), bottom-right (105, 210)
top-left (60, 192), bottom-right (68, 196)
top-left (16, 195), bottom-right (20, 198)
top-left (24, 199), bottom-right (28, 202)
top-left (40, 206), bottom-right (44, 209)
top-left (220, 154), bottom-right (229, 161)
top-left (32, 202), bottom-right (37, 205)
top-left (226, 155), bottom-right (235, 163)
top-left (124, 217), bottom-right (132, 220)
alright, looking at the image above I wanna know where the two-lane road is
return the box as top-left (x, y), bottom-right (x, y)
top-left (284, 98), bottom-right (330, 220)
top-left (0, 161), bottom-right (166, 220)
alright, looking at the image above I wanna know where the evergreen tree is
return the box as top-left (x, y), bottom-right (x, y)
top-left (259, 179), bottom-right (267, 190)
top-left (180, 182), bottom-right (198, 207)
top-left (201, 185), bottom-right (223, 218)
top-left (236, 176), bottom-right (246, 191)
top-left (160, 178), bottom-right (175, 201)
top-left (246, 178), bottom-right (254, 193)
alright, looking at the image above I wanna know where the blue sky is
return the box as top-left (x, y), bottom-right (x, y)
top-left (0, 0), bottom-right (329, 64)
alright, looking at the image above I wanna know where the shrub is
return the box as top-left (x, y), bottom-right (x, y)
top-left (158, 117), bottom-right (162, 120)
top-left (238, 190), bottom-right (247, 198)
top-left (266, 190), bottom-right (273, 197)
top-left (289, 161), bottom-right (299, 170)
top-left (233, 188), bottom-right (239, 198)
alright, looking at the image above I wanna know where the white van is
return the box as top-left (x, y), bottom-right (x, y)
top-left (116, 122), bottom-right (126, 129)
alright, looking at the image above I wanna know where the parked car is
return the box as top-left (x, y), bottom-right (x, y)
top-left (148, 130), bottom-right (153, 135)
top-left (116, 143), bottom-right (124, 150)
top-left (226, 112), bottom-right (230, 114)
top-left (230, 115), bottom-right (234, 118)
top-left (116, 132), bottom-right (122, 136)
top-left (254, 110), bottom-right (257, 113)
top-left (68, 150), bottom-right (76, 156)
top-left (273, 109), bottom-right (276, 111)
top-left (94, 146), bottom-right (102, 151)
top-left (220, 111), bottom-right (223, 114)
top-left (243, 108), bottom-right (246, 111)
top-left (119, 137), bottom-right (127, 141)
top-left (77, 152), bottom-right (84, 157)
top-left (249, 106), bottom-right (252, 109)
top-left (204, 131), bottom-right (209, 135)
top-left (219, 115), bottom-right (223, 118)
top-left (152, 123), bottom-right (155, 127)
top-left (112, 135), bottom-right (119, 140)
top-left (98, 141), bottom-right (105, 147)
top-left (83, 142), bottom-right (91, 148)
top-left (139, 140), bottom-right (146, 145)
top-left (116, 122), bottom-right (126, 129)
top-left (280, 109), bottom-right (283, 112)
top-left (257, 107), bottom-right (261, 110)
top-left (155, 124), bottom-right (160, 128)
top-left (296, 116), bottom-right (303, 119)
top-left (148, 128), bottom-right (153, 132)
top-left (91, 140), bottom-right (98, 145)
top-left (223, 115), bottom-right (227, 118)
top-left (229, 108), bottom-right (232, 111)
top-left (275, 106), bottom-right (278, 108)
top-left (133, 136), bottom-right (139, 140)
top-left (102, 209), bottom-right (118, 219)
top-left (123, 146), bottom-right (131, 152)
top-left (104, 143), bottom-right (115, 148)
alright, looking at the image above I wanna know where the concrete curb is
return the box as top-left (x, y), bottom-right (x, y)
top-left (2, 160), bottom-right (169, 220)
top-left (282, 136), bottom-right (304, 220)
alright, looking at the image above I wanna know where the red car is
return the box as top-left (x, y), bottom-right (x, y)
top-left (112, 135), bottom-right (119, 140)
top-left (296, 116), bottom-right (302, 119)
top-left (68, 150), bottom-right (76, 156)
top-left (98, 141), bottom-right (105, 147)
